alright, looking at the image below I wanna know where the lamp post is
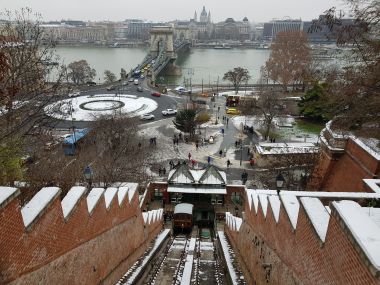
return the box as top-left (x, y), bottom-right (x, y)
top-left (276, 172), bottom-right (285, 195)
top-left (84, 166), bottom-right (94, 190)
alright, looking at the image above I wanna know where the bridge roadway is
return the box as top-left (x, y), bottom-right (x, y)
top-left (136, 40), bottom-right (191, 79)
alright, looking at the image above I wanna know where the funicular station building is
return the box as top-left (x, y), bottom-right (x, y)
top-left (146, 164), bottom-right (244, 228)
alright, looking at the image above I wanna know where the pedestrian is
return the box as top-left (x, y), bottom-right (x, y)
top-left (226, 117), bottom-right (229, 126)
top-left (221, 128), bottom-right (225, 136)
top-left (241, 171), bottom-right (248, 184)
top-left (273, 138), bottom-right (276, 143)
top-left (196, 142), bottom-right (199, 150)
top-left (219, 149), bottom-right (223, 157)
top-left (235, 140), bottom-right (238, 148)
top-left (191, 159), bottom-right (196, 167)
top-left (227, 159), bottom-right (231, 168)
top-left (158, 167), bottom-right (162, 176)
top-left (250, 158), bottom-right (255, 168)
top-left (207, 156), bottom-right (211, 164)
top-left (188, 152), bottom-right (191, 160)
top-left (162, 167), bottom-right (166, 176)
top-left (169, 160), bottom-right (174, 169)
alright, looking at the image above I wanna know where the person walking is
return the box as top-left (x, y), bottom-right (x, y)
top-left (188, 152), bottom-right (192, 160)
top-left (207, 156), bottom-right (211, 164)
top-left (227, 159), bottom-right (231, 168)
top-left (219, 150), bottom-right (223, 157)
top-left (196, 142), bottom-right (199, 150)
top-left (241, 170), bottom-right (248, 184)
top-left (221, 128), bottom-right (225, 136)
top-left (226, 117), bottom-right (229, 126)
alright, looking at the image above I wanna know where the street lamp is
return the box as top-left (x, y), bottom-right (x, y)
top-left (276, 172), bottom-right (285, 195)
top-left (84, 166), bottom-right (94, 190)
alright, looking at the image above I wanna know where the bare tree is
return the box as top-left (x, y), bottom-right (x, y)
top-left (223, 67), bottom-right (251, 94)
top-left (104, 70), bottom-right (116, 84)
top-left (309, 0), bottom-right (380, 137)
top-left (265, 31), bottom-right (311, 91)
top-left (67, 60), bottom-right (96, 85)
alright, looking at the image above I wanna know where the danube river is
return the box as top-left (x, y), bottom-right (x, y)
top-left (55, 46), bottom-right (270, 84)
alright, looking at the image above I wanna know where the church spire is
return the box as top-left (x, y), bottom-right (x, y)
top-left (194, 10), bottom-right (198, 22)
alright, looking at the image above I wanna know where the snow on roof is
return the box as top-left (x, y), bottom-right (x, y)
top-left (332, 200), bottom-right (380, 271)
top-left (363, 179), bottom-right (380, 194)
top-left (104, 187), bottom-right (118, 209)
top-left (174, 203), bottom-right (194, 215)
top-left (21, 187), bottom-right (60, 228)
top-left (362, 207), bottom-right (380, 228)
top-left (0, 187), bottom-right (19, 208)
top-left (280, 194), bottom-right (300, 230)
top-left (61, 186), bottom-right (86, 219)
top-left (258, 194), bottom-right (268, 217)
top-left (126, 183), bottom-right (138, 203)
top-left (118, 186), bottom-right (129, 206)
top-left (256, 142), bottom-right (319, 155)
top-left (351, 137), bottom-right (380, 161)
top-left (168, 165), bottom-right (226, 185)
top-left (226, 212), bottom-right (242, 231)
top-left (167, 186), bottom-right (227, 194)
top-left (142, 212), bottom-right (148, 223)
top-left (87, 188), bottom-right (105, 214)
top-left (268, 195), bottom-right (281, 222)
top-left (300, 197), bottom-right (330, 242)
top-left (246, 189), bottom-right (259, 213)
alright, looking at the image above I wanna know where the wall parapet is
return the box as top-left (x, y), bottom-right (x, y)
top-left (0, 182), bottom-right (148, 284)
top-left (230, 181), bottom-right (380, 284)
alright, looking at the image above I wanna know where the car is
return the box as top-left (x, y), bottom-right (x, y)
top-left (134, 79), bottom-right (139, 85)
top-left (151, 92), bottom-right (161, 97)
top-left (162, 108), bottom-right (177, 116)
top-left (140, 114), bottom-right (155, 120)
top-left (128, 78), bottom-right (134, 82)
top-left (137, 86), bottom-right (143, 92)
top-left (106, 85), bottom-right (115, 91)
top-left (86, 81), bottom-right (96, 86)
top-left (226, 108), bottom-right (241, 115)
top-left (68, 91), bottom-right (80, 97)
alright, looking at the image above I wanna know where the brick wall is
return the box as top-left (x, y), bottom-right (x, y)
top-left (225, 194), bottom-right (380, 285)
top-left (309, 137), bottom-right (379, 192)
top-left (0, 187), bottom-right (163, 284)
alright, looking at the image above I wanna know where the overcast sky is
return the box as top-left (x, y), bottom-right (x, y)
top-left (0, 0), bottom-right (348, 23)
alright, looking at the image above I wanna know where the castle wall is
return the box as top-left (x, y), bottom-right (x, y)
top-left (225, 189), bottom-right (380, 285)
top-left (0, 185), bottom-right (163, 284)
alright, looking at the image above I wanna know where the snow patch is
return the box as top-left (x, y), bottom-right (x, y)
top-left (0, 187), bottom-right (19, 207)
top-left (300, 197), bottom-right (330, 242)
top-left (268, 195), bottom-right (281, 222)
top-left (21, 187), bottom-right (60, 228)
top-left (333, 200), bottom-right (380, 271)
top-left (61, 186), bottom-right (86, 219)
top-left (104, 187), bottom-right (118, 209)
top-left (87, 188), bottom-right (105, 214)
top-left (280, 194), bottom-right (300, 230)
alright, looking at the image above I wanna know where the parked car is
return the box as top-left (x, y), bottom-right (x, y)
top-left (151, 92), bottom-right (161, 97)
top-left (107, 85), bottom-right (115, 91)
top-left (128, 78), bottom-right (134, 82)
top-left (162, 108), bottom-right (177, 116)
top-left (68, 91), bottom-right (80, 97)
top-left (134, 79), bottom-right (139, 85)
top-left (137, 86), bottom-right (143, 92)
top-left (140, 114), bottom-right (155, 120)
top-left (86, 81), bottom-right (96, 86)
top-left (226, 108), bottom-right (241, 115)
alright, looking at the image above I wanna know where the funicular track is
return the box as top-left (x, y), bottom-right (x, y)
top-left (192, 228), bottom-right (223, 285)
top-left (144, 234), bottom-right (190, 285)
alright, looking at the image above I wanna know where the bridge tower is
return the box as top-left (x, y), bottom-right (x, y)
top-left (149, 26), bottom-right (175, 59)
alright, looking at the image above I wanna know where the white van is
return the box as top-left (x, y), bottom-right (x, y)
top-left (134, 79), bottom-right (139, 85)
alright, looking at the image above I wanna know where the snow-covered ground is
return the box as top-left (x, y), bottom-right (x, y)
top-left (44, 94), bottom-right (157, 121)
top-left (231, 115), bottom-right (319, 143)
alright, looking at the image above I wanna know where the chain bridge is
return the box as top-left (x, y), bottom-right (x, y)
top-left (137, 26), bottom-right (191, 82)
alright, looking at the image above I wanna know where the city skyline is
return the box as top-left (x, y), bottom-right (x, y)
top-left (0, 0), bottom-right (348, 23)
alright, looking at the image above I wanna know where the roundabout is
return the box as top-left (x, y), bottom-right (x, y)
top-left (44, 94), bottom-right (158, 121)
